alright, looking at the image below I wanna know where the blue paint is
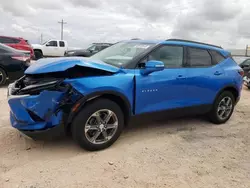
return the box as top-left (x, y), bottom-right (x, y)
top-left (25, 57), bottom-right (119, 74)
top-left (8, 40), bottom-right (243, 133)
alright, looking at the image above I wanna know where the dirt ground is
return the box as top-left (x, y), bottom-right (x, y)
top-left (0, 86), bottom-right (249, 188)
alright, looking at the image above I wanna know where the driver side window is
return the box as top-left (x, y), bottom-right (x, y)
top-left (46, 41), bottom-right (58, 47)
top-left (139, 45), bottom-right (184, 68)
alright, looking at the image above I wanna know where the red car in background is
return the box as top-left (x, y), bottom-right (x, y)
top-left (0, 36), bottom-right (34, 59)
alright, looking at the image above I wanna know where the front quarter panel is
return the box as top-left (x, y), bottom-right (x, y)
top-left (64, 71), bottom-right (135, 111)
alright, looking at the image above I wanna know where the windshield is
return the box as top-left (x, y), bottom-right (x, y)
top-left (42, 40), bottom-right (49, 45)
top-left (86, 44), bottom-right (96, 51)
top-left (89, 42), bottom-right (155, 67)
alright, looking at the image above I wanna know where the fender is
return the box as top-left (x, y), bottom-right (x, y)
top-left (66, 90), bottom-right (132, 126)
top-left (213, 84), bottom-right (239, 104)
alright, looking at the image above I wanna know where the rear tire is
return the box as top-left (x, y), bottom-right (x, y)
top-left (34, 50), bottom-right (43, 60)
top-left (0, 68), bottom-right (7, 86)
top-left (208, 91), bottom-right (235, 124)
top-left (71, 99), bottom-right (124, 151)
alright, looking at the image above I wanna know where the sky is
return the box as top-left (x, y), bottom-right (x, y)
top-left (0, 0), bottom-right (249, 49)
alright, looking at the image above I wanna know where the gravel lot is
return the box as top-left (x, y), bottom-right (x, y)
top-left (0, 86), bottom-right (249, 188)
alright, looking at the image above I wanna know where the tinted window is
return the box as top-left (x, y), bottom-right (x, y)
top-left (241, 59), bottom-right (250, 66)
top-left (210, 50), bottom-right (225, 64)
top-left (0, 37), bottom-right (17, 44)
top-left (188, 48), bottom-right (212, 67)
top-left (12, 38), bottom-right (20, 44)
top-left (59, 41), bottom-right (65, 47)
top-left (96, 46), bottom-right (103, 51)
top-left (148, 45), bottom-right (183, 68)
top-left (100, 45), bottom-right (109, 50)
top-left (46, 41), bottom-right (57, 47)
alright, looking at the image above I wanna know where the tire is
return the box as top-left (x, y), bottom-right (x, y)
top-left (0, 67), bottom-right (7, 86)
top-left (34, 50), bottom-right (43, 60)
top-left (71, 98), bottom-right (124, 151)
top-left (208, 91), bottom-right (235, 124)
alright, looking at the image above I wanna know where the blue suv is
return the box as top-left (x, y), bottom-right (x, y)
top-left (7, 39), bottom-right (243, 151)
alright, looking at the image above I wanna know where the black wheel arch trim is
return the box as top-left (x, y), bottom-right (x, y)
top-left (66, 90), bottom-right (132, 127)
top-left (214, 84), bottom-right (239, 103)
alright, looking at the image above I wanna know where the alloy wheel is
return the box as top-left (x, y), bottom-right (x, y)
top-left (84, 109), bottom-right (118, 145)
top-left (217, 96), bottom-right (233, 120)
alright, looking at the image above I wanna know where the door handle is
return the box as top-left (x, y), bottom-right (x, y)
top-left (214, 71), bottom-right (223, 76)
top-left (176, 75), bottom-right (186, 79)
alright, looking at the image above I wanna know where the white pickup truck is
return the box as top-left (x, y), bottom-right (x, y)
top-left (32, 39), bottom-right (68, 59)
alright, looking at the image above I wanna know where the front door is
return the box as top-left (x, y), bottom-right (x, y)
top-left (135, 45), bottom-right (189, 115)
top-left (43, 40), bottom-right (58, 56)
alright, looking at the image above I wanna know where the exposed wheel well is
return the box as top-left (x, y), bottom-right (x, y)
top-left (34, 49), bottom-right (43, 55)
top-left (94, 94), bottom-right (131, 126)
top-left (66, 93), bottom-right (131, 133)
top-left (220, 87), bottom-right (239, 101)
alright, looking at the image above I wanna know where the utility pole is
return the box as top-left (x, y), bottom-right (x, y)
top-left (58, 19), bottom-right (67, 40)
top-left (40, 33), bottom-right (43, 44)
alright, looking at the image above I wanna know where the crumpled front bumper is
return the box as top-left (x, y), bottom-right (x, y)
top-left (7, 82), bottom-right (69, 140)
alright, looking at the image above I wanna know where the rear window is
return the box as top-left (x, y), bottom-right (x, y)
top-left (0, 37), bottom-right (20, 44)
top-left (188, 47), bottom-right (212, 67)
top-left (59, 41), bottom-right (65, 47)
top-left (210, 50), bottom-right (226, 64)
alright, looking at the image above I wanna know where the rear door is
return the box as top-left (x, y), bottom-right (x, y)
top-left (59, 41), bottom-right (66, 56)
top-left (184, 47), bottom-right (225, 106)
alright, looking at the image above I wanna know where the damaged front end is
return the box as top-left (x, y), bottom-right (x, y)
top-left (7, 57), bottom-right (122, 140)
top-left (7, 75), bottom-right (83, 140)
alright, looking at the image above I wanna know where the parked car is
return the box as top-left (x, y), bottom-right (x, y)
top-left (65, 43), bottom-right (113, 57)
top-left (239, 58), bottom-right (250, 76)
top-left (7, 39), bottom-right (243, 151)
top-left (32, 39), bottom-right (68, 59)
top-left (0, 36), bottom-right (35, 59)
top-left (0, 43), bottom-right (30, 85)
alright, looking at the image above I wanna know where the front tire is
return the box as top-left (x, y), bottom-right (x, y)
top-left (34, 50), bottom-right (43, 60)
top-left (208, 91), bottom-right (235, 124)
top-left (71, 99), bottom-right (124, 151)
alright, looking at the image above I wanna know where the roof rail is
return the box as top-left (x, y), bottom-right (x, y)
top-left (166, 39), bottom-right (222, 49)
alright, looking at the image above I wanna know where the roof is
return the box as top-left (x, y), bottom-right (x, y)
top-left (124, 39), bottom-right (222, 50)
top-left (0, 35), bottom-right (24, 40)
top-left (123, 39), bottom-right (229, 57)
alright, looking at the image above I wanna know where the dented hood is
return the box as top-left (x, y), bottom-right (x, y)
top-left (25, 57), bottom-right (120, 74)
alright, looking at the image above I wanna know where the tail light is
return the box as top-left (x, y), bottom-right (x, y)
top-left (238, 69), bottom-right (244, 77)
top-left (11, 56), bottom-right (30, 62)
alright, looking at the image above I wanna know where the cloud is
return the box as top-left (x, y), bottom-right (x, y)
top-left (69, 0), bottom-right (103, 8)
top-left (0, 0), bottom-right (249, 48)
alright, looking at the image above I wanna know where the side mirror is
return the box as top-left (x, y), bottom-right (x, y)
top-left (140, 60), bottom-right (164, 75)
top-left (45, 43), bottom-right (50, 46)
